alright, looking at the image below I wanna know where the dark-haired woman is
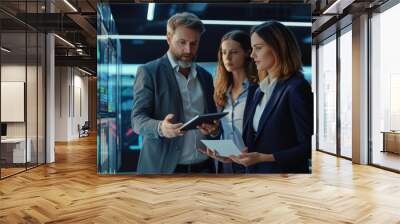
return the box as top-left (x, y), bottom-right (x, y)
top-left (229, 21), bottom-right (313, 173)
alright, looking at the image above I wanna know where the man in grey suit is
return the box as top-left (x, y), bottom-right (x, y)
top-left (131, 12), bottom-right (220, 174)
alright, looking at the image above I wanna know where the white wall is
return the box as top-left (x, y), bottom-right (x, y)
top-left (1, 64), bottom-right (26, 81)
top-left (55, 66), bottom-right (69, 141)
top-left (1, 63), bottom-right (46, 163)
top-left (72, 72), bottom-right (89, 138)
top-left (1, 65), bottom-right (26, 138)
top-left (1, 65), bottom-right (41, 137)
top-left (54, 66), bottom-right (89, 141)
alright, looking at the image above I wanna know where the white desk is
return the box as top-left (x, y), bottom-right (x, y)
top-left (1, 138), bottom-right (31, 163)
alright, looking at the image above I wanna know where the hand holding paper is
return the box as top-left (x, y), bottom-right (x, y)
top-left (200, 140), bottom-right (242, 157)
top-left (197, 147), bottom-right (233, 163)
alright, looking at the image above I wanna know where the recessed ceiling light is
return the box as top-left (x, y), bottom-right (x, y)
top-left (54, 34), bottom-right (75, 48)
top-left (1, 47), bottom-right (11, 53)
top-left (147, 3), bottom-right (155, 21)
top-left (97, 35), bottom-right (166, 40)
top-left (63, 0), bottom-right (78, 12)
top-left (201, 20), bottom-right (312, 27)
top-left (78, 67), bottom-right (93, 76)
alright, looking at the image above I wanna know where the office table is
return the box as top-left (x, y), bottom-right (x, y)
top-left (381, 131), bottom-right (400, 154)
top-left (1, 138), bottom-right (32, 163)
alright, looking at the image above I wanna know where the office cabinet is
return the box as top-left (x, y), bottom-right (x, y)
top-left (382, 132), bottom-right (400, 154)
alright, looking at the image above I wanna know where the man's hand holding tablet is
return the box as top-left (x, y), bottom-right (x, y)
top-left (179, 112), bottom-right (228, 136)
top-left (196, 120), bottom-right (220, 136)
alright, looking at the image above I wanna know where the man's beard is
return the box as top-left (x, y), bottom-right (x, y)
top-left (177, 60), bottom-right (192, 69)
top-left (171, 52), bottom-right (195, 68)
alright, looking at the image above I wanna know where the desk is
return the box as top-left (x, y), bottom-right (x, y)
top-left (381, 131), bottom-right (400, 154)
top-left (1, 138), bottom-right (31, 163)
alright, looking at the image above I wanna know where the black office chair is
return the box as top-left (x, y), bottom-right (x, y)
top-left (78, 121), bottom-right (90, 138)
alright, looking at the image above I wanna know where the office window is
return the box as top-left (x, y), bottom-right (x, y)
top-left (339, 28), bottom-right (352, 158)
top-left (371, 2), bottom-right (400, 171)
top-left (317, 36), bottom-right (337, 154)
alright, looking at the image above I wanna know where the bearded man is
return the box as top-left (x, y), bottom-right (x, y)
top-left (131, 12), bottom-right (220, 174)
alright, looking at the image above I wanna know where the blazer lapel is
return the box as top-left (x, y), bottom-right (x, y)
top-left (243, 88), bottom-right (262, 132)
top-left (254, 80), bottom-right (288, 142)
top-left (160, 54), bottom-right (184, 122)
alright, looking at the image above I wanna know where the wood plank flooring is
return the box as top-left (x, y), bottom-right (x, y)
top-left (1, 167), bottom-right (26, 178)
top-left (0, 135), bottom-right (400, 223)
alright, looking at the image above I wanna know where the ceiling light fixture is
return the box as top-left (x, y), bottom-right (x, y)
top-left (147, 3), bottom-right (155, 21)
top-left (322, 0), bottom-right (352, 15)
top-left (63, 0), bottom-right (78, 12)
top-left (78, 67), bottom-right (93, 76)
top-left (97, 35), bottom-right (166, 40)
top-left (1, 47), bottom-right (11, 53)
top-left (54, 34), bottom-right (75, 48)
top-left (201, 20), bottom-right (312, 27)
top-left (96, 20), bottom-right (311, 41)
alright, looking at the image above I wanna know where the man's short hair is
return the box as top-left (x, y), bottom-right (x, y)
top-left (166, 12), bottom-right (205, 36)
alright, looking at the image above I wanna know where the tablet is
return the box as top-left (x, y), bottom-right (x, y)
top-left (179, 112), bottom-right (228, 131)
top-left (200, 140), bottom-right (242, 157)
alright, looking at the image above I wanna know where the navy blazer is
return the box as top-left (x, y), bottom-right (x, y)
top-left (242, 73), bottom-right (313, 173)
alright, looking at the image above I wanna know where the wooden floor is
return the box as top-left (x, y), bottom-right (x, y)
top-left (1, 135), bottom-right (400, 223)
top-left (372, 150), bottom-right (400, 171)
top-left (1, 167), bottom-right (26, 178)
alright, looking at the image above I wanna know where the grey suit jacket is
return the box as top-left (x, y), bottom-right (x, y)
top-left (131, 54), bottom-right (217, 174)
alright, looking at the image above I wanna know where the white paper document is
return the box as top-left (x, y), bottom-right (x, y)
top-left (200, 140), bottom-right (242, 157)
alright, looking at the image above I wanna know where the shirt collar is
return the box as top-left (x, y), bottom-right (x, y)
top-left (242, 79), bottom-right (250, 89)
top-left (225, 79), bottom-right (250, 105)
top-left (259, 75), bottom-right (277, 93)
top-left (227, 79), bottom-right (250, 94)
top-left (167, 50), bottom-right (197, 78)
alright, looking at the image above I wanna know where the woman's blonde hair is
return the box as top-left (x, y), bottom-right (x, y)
top-left (214, 30), bottom-right (258, 108)
top-left (250, 21), bottom-right (303, 80)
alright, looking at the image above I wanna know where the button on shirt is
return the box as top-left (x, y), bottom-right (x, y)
top-left (167, 51), bottom-right (209, 164)
top-left (253, 76), bottom-right (278, 131)
top-left (220, 80), bottom-right (249, 151)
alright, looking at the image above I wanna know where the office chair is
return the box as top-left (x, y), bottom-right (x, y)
top-left (78, 121), bottom-right (90, 138)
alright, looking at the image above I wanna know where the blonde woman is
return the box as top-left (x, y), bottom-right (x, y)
top-left (199, 30), bottom-right (258, 173)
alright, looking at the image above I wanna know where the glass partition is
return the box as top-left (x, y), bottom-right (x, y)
top-left (0, 1), bottom-right (46, 179)
top-left (339, 28), bottom-right (352, 158)
top-left (38, 31), bottom-right (45, 165)
top-left (317, 36), bottom-right (337, 155)
top-left (27, 30), bottom-right (38, 169)
top-left (1, 30), bottom-right (28, 177)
